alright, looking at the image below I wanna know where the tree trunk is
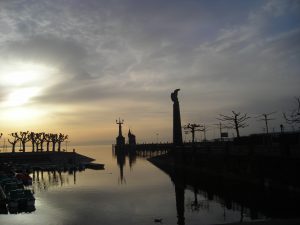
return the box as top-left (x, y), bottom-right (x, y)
top-left (22, 141), bottom-right (26, 152)
top-left (234, 119), bottom-right (240, 138)
top-left (52, 142), bottom-right (56, 152)
top-left (40, 141), bottom-right (44, 152)
top-left (32, 142), bottom-right (35, 152)
top-left (12, 144), bottom-right (16, 153)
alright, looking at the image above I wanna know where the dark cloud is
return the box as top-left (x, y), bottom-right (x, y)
top-left (0, 0), bottom-right (299, 139)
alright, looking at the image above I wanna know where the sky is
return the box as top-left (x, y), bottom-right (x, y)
top-left (0, 0), bottom-right (299, 145)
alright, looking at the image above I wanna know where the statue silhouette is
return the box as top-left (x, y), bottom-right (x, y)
top-left (171, 89), bottom-right (180, 103)
top-left (171, 89), bottom-right (183, 146)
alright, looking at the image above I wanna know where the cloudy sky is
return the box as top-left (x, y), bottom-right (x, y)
top-left (0, 0), bottom-right (299, 145)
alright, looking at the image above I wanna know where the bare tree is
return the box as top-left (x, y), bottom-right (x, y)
top-left (36, 132), bottom-right (46, 151)
top-left (15, 131), bottom-right (30, 152)
top-left (51, 134), bottom-right (58, 152)
top-left (217, 111), bottom-right (250, 138)
top-left (183, 123), bottom-right (203, 144)
top-left (34, 133), bottom-right (42, 152)
top-left (283, 97), bottom-right (300, 125)
top-left (256, 112), bottom-right (276, 134)
top-left (57, 133), bottom-right (68, 152)
top-left (44, 133), bottom-right (52, 151)
top-left (8, 133), bottom-right (19, 153)
top-left (28, 132), bottom-right (36, 152)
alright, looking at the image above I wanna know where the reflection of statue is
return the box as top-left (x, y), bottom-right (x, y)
top-left (171, 89), bottom-right (180, 103)
top-left (171, 89), bottom-right (183, 146)
top-left (116, 150), bottom-right (126, 184)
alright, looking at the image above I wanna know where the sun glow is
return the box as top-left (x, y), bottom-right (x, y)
top-left (3, 88), bottom-right (41, 107)
top-left (0, 61), bottom-right (59, 122)
top-left (1, 107), bottom-right (46, 122)
top-left (0, 62), bottom-right (57, 86)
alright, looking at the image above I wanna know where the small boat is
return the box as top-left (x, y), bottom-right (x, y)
top-left (7, 189), bottom-right (35, 209)
top-left (16, 173), bottom-right (33, 186)
top-left (7, 189), bottom-right (25, 209)
top-left (24, 190), bottom-right (35, 207)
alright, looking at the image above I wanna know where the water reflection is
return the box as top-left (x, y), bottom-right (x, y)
top-left (31, 169), bottom-right (81, 192)
top-left (3, 145), bottom-right (299, 225)
top-left (149, 156), bottom-right (300, 225)
top-left (113, 147), bottom-right (137, 184)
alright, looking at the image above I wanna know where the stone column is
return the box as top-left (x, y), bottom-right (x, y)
top-left (171, 89), bottom-right (183, 146)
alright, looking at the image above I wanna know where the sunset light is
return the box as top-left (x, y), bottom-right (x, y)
top-left (3, 88), bottom-right (40, 107)
top-left (0, 1), bottom-right (299, 225)
top-left (0, 62), bottom-right (56, 86)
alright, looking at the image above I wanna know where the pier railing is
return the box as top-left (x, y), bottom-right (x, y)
top-left (112, 138), bottom-right (300, 159)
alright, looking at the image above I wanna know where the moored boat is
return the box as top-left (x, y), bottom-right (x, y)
top-left (16, 173), bottom-right (33, 185)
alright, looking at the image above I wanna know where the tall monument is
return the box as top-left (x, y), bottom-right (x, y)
top-left (116, 118), bottom-right (125, 146)
top-left (171, 89), bottom-right (183, 146)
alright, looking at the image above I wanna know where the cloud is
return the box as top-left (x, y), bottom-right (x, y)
top-left (0, 0), bottom-right (299, 140)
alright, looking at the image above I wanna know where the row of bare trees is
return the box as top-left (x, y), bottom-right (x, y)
top-left (184, 97), bottom-right (300, 141)
top-left (1, 131), bottom-right (68, 153)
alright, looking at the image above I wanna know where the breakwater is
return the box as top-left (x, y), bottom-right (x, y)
top-left (0, 151), bottom-right (96, 173)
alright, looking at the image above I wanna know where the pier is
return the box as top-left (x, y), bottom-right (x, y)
top-left (112, 130), bottom-right (300, 159)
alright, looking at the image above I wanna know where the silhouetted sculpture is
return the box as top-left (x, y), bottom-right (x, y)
top-left (171, 89), bottom-right (183, 146)
top-left (128, 129), bottom-right (136, 145)
top-left (116, 118), bottom-right (125, 146)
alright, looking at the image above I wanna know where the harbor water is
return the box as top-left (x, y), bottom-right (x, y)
top-left (0, 145), bottom-right (291, 225)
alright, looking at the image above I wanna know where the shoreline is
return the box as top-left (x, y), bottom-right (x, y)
top-left (0, 151), bottom-right (95, 169)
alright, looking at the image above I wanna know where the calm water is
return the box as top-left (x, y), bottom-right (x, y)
top-left (0, 145), bottom-right (265, 225)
